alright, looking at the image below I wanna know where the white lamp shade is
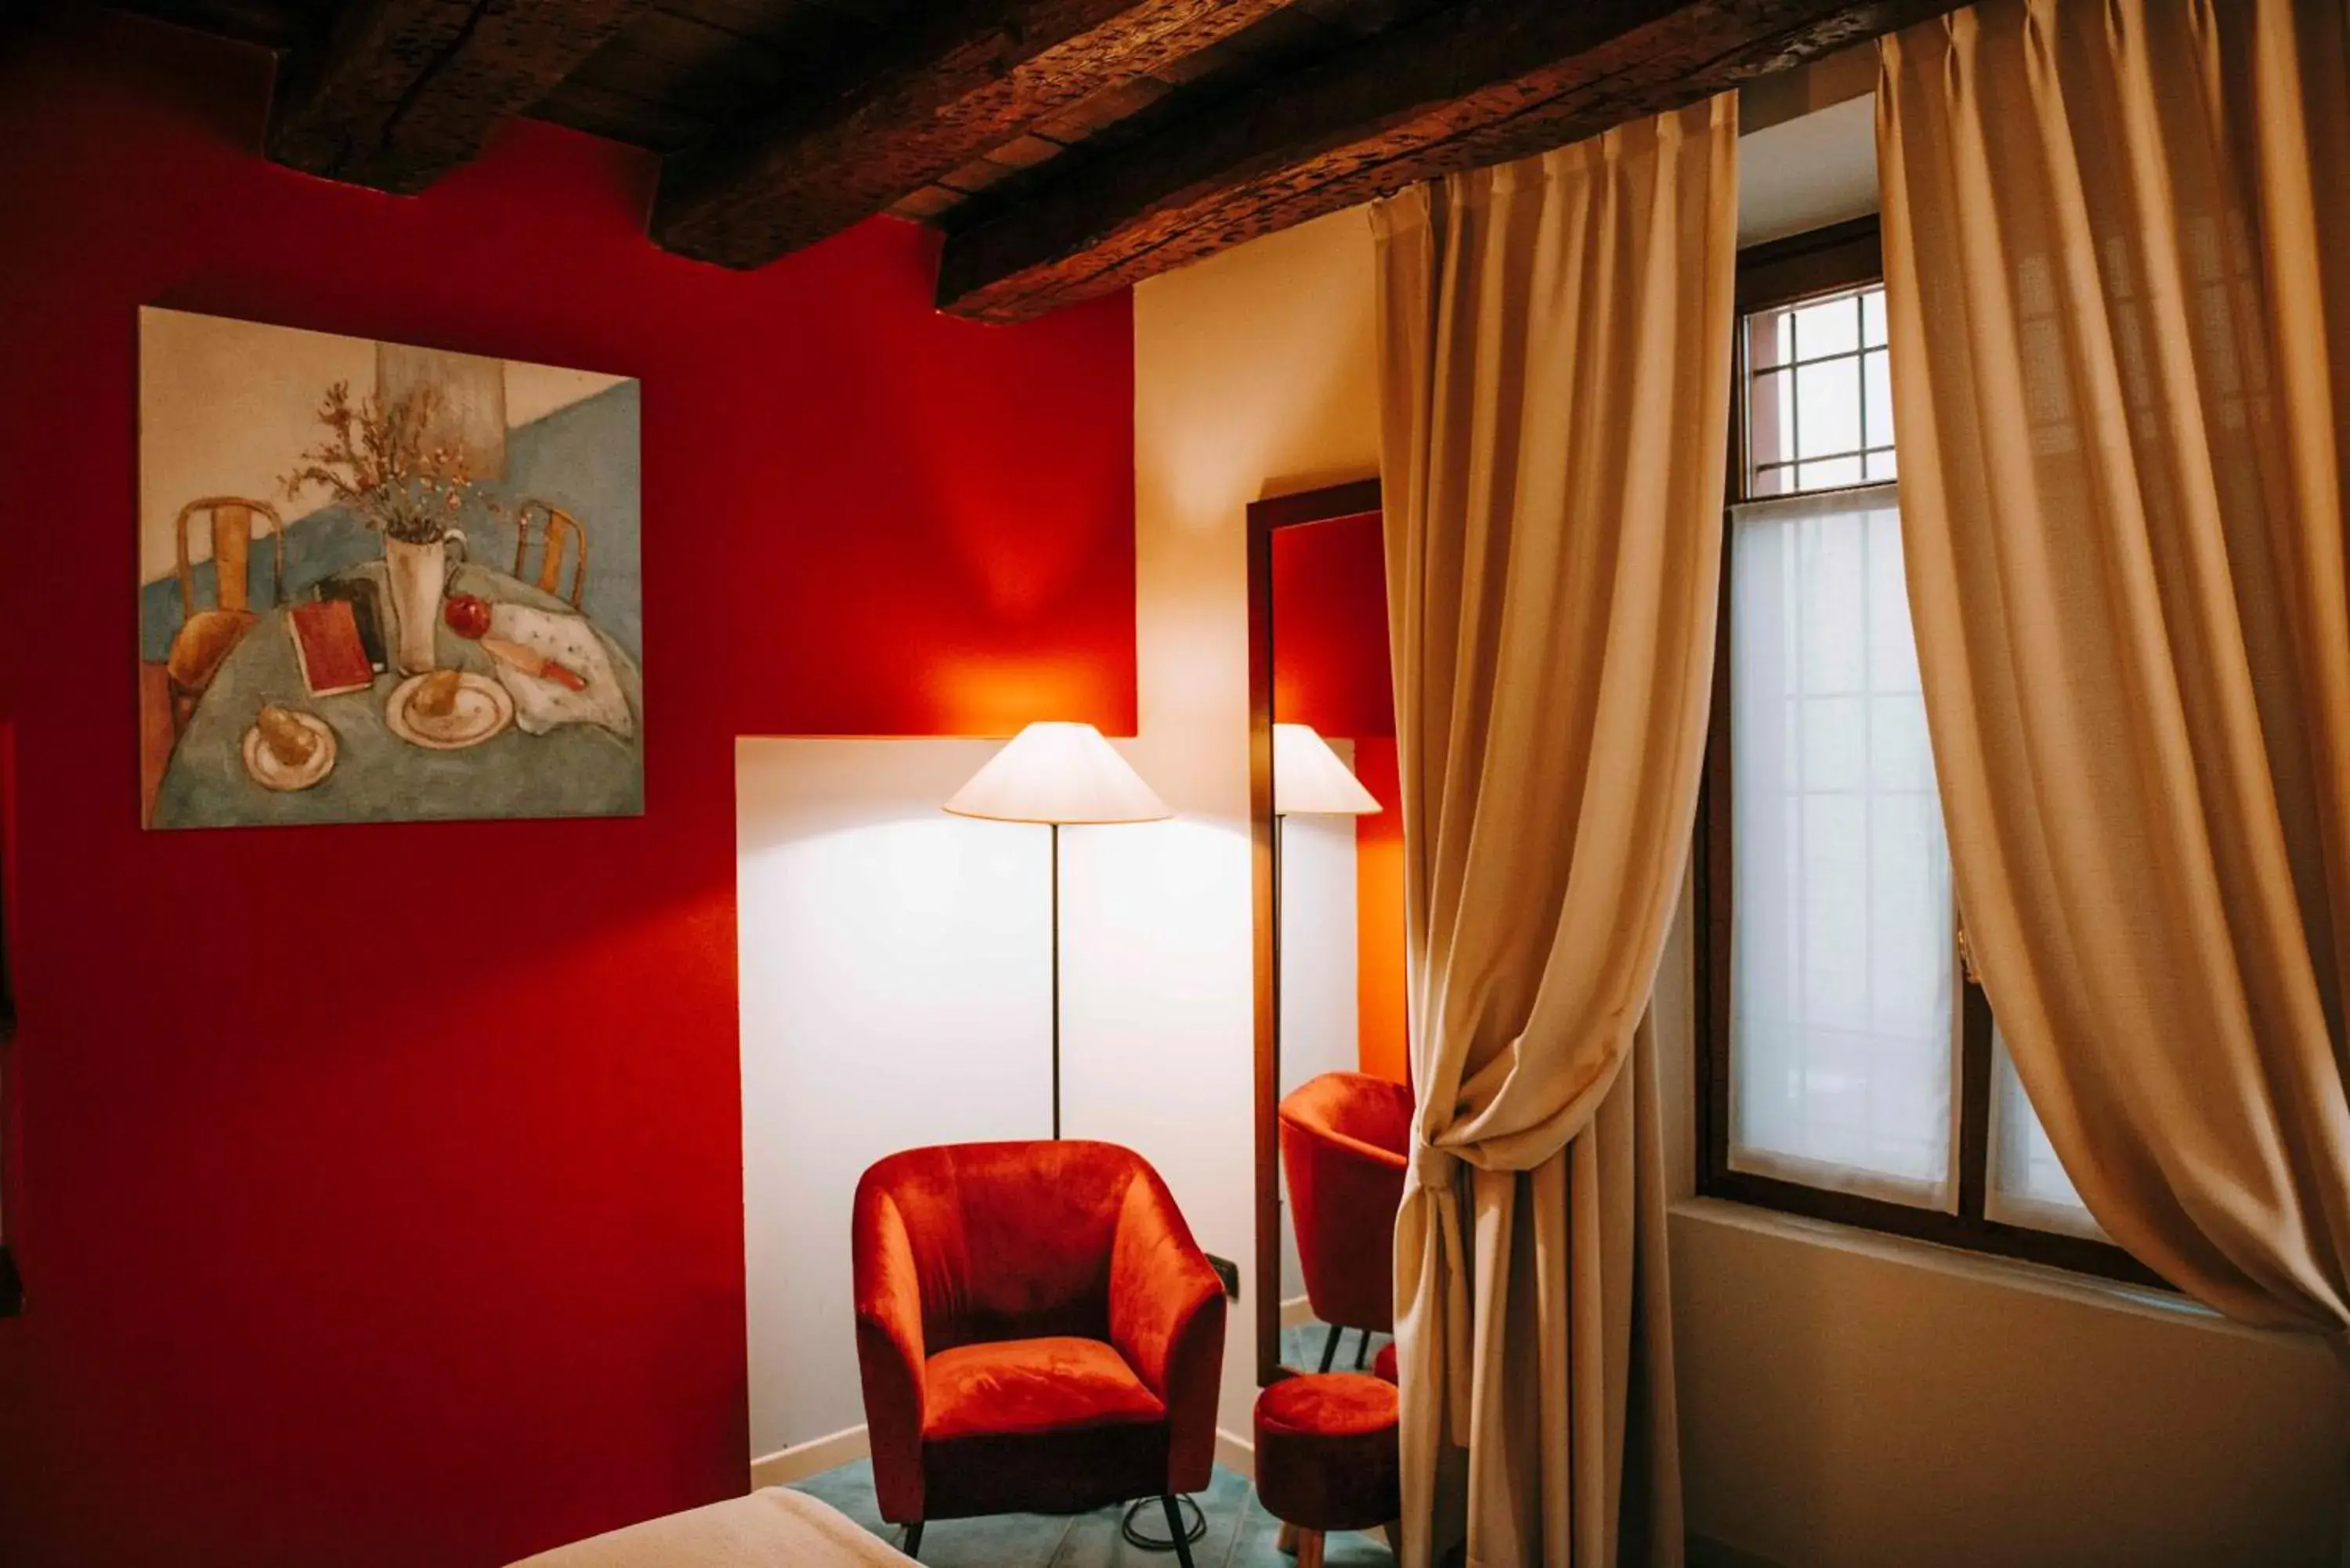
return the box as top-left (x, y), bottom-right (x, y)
top-left (943, 721), bottom-right (1172, 825)
top-left (1274, 723), bottom-right (1383, 816)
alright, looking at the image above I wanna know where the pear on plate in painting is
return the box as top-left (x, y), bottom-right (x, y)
top-left (255, 703), bottom-right (318, 770)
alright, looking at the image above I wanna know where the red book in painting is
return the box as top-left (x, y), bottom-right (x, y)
top-left (286, 599), bottom-right (374, 697)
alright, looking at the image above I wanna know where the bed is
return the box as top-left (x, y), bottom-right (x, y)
top-left (508, 1487), bottom-right (917, 1567)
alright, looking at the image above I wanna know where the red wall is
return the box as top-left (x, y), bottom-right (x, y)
top-left (1269, 511), bottom-right (1393, 744)
top-left (0, 13), bottom-right (1136, 1567)
top-left (1268, 512), bottom-right (1407, 1085)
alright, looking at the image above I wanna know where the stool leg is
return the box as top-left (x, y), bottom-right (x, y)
top-left (1318, 1324), bottom-right (1343, 1372)
top-left (1296, 1529), bottom-right (1326, 1568)
top-left (902, 1521), bottom-right (923, 1559)
top-left (1278, 1521), bottom-right (1300, 1554)
top-left (1160, 1495), bottom-right (1195, 1568)
top-left (1355, 1328), bottom-right (1372, 1369)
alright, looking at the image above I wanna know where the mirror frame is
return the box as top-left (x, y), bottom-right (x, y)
top-left (1246, 475), bottom-right (1384, 1387)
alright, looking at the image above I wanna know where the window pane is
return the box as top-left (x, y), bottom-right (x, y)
top-left (1799, 457), bottom-right (1864, 490)
top-left (1748, 309), bottom-right (1792, 371)
top-left (1749, 368), bottom-right (1793, 471)
top-left (1988, 1025), bottom-right (2110, 1239)
top-left (1744, 287), bottom-right (1893, 500)
top-left (1796, 357), bottom-right (1862, 458)
top-left (1795, 294), bottom-right (1861, 359)
top-left (1864, 349), bottom-right (1894, 450)
top-left (1730, 486), bottom-right (1954, 1205)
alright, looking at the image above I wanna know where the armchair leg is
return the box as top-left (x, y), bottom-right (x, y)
top-left (902, 1521), bottom-right (923, 1559)
top-left (1278, 1521), bottom-right (1300, 1554)
top-left (1295, 1528), bottom-right (1326, 1568)
top-left (1318, 1324), bottom-right (1343, 1372)
top-left (1160, 1495), bottom-right (1196, 1568)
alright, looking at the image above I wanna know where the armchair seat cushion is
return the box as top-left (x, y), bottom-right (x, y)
top-left (924, 1336), bottom-right (1165, 1442)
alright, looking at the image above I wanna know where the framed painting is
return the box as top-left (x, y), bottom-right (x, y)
top-left (137, 308), bottom-right (643, 829)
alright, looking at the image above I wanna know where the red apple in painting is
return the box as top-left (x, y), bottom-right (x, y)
top-left (443, 593), bottom-right (491, 640)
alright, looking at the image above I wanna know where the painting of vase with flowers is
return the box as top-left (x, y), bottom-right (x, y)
top-left (136, 306), bottom-right (642, 829)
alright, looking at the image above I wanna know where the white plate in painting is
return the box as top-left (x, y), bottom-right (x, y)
top-left (386, 672), bottom-right (515, 750)
top-left (242, 710), bottom-right (338, 792)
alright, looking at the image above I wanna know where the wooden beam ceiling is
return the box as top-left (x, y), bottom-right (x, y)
top-left (649, 0), bottom-right (1315, 270)
top-left (936, 0), bottom-right (1957, 321)
top-left (266, 0), bottom-right (656, 193)
top-left (105, 0), bottom-right (1947, 321)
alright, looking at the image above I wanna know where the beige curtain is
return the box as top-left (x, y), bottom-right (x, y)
top-left (1879, 0), bottom-right (2350, 1332)
top-left (1372, 96), bottom-right (1736, 1568)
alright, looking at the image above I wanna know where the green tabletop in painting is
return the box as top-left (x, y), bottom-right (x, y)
top-left (153, 561), bottom-right (645, 829)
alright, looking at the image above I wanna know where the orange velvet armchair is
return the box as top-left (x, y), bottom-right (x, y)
top-left (851, 1140), bottom-right (1227, 1565)
top-left (1278, 1071), bottom-right (1412, 1371)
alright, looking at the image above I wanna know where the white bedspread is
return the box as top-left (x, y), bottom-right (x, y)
top-left (507, 1488), bottom-right (915, 1568)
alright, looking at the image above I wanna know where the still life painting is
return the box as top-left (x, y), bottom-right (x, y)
top-left (137, 307), bottom-right (643, 829)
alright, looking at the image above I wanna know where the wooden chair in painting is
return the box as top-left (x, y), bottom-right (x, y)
top-left (165, 497), bottom-right (285, 735)
top-left (511, 500), bottom-right (588, 610)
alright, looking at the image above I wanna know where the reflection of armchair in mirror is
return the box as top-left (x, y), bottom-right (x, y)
top-left (1247, 479), bottom-right (1414, 1386)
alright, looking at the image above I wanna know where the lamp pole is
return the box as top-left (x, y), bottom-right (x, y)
top-left (1049, 821), bottom-right (1061, 1140)
top-left (942, 721), bottom-right (1171, 1147)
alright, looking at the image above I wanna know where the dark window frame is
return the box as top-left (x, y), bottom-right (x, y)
top-left (1694, 216), bottom-right (2166, 1291)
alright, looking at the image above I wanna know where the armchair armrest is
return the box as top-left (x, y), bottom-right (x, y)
top-left (1108, 1171), bottom-right (1227, 1494)
top-left (851, 1190), bottom-right (927, 1523)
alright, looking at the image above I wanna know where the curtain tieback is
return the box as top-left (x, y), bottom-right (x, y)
top-left (1411, 1141), bottom-right (1458, 1190)
top-left (1402, 1138), bottom-right (1475, 1439)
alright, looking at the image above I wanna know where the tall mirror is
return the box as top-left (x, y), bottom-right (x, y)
top-left (1248, 479), bottom-right (1412, 1386)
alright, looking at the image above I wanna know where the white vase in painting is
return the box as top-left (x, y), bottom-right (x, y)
top-left (385, 529), bottom-right (466, 674)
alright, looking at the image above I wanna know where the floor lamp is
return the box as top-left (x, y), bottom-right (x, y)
top-left (1270, 723), bottom-right (1382, 1374)
top-left (945, 722), bottom-right (1170, 1140)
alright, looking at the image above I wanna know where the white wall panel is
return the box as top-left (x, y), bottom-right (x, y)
top-left (735, 739), bottom-right (1054, 1456)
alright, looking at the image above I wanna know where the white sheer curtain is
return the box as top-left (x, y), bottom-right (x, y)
top-left (1727, 482), bottom-right (1955, 1209)
top-left (1988, 1026), bottom-right (2106, 1239)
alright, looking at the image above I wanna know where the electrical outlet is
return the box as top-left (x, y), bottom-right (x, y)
top-left (1206, 1253), bottom-right (1241, 1301)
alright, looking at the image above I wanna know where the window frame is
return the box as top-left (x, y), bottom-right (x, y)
top-left (1694, 216), bottom-right (2167, 1291)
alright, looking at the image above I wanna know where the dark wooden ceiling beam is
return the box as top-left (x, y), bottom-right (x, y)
top-left (937, 0), bottom-right (1962, 321)
top-left (266, 0), bottom-right (656, 193)
top-left (650, 0), bottom-right (1314, 270)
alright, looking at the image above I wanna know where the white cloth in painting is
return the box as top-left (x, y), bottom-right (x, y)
top-left (488, 602), bottom-right (634, 739)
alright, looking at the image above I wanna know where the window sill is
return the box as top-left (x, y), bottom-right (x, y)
top-left (1669, 1195), bottom-right (2317, 1350)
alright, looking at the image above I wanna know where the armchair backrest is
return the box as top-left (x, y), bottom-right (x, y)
top-left (1278, 1072), bottom-right (1412, 1334)
top-left (855, 1140), bottom-right (1162, 1353)
top-left (1283, 1070), bottom-right (1413, 1156)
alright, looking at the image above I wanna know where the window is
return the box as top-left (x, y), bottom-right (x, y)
top-left (1696, 219), bottom-right (2160, 1287)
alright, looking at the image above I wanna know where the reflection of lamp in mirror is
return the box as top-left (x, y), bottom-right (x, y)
top-left (1273, 723), bottom-right (1382, 818)
top-left (1268, 723), bottom-right (1381, 1374)
top-left (1272, 722), bottom-right (1381, 985)
top-left (945, 721), bottom-right (1170, 1140)
top-left (1271, 724), bottom-right (1381, 958)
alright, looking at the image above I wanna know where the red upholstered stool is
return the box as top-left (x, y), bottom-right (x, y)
top-left (1253, 1372), bottom-right (1401, 1568)
top-left (1372, 1340), bottom-right (1397, 1383)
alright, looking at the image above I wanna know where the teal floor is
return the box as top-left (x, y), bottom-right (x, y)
top-left (1279, 1320), bottom-right (1386, 1375)
top-left (791, 1321), bottom-right (1395, 1568)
